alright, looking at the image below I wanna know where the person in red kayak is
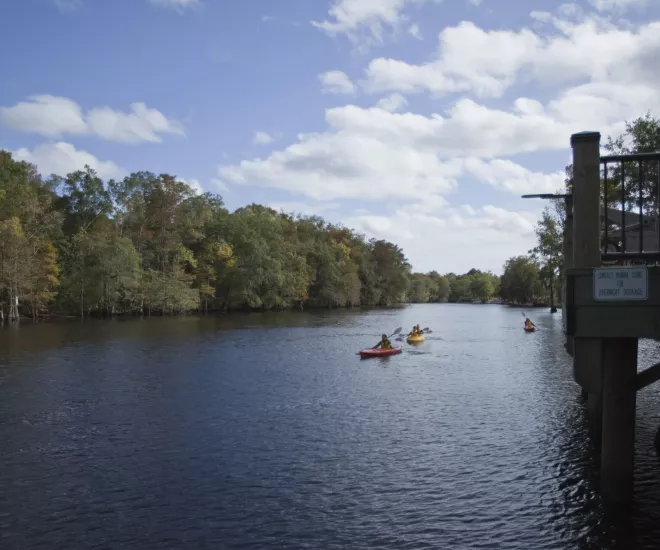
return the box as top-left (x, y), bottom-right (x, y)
top-left (376, 334), bottom-right (392, 350)
top-left (524, 318), bottom-right (535, 329)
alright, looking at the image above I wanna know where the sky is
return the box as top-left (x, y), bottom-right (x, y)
top-left (2, 0), bottom-right (660, 275)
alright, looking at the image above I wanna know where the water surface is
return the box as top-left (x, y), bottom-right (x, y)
top-left (2, 304), bottom-right (660, 549)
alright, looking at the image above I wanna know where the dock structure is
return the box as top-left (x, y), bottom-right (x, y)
top-left (562, 131), bottom-right (660, 508)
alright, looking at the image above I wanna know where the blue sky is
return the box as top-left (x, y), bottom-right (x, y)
top-left (2, 0), bottom-right (659, 273)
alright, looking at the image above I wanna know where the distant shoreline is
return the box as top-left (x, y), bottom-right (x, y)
top-left (2, 301), bottom-right (556, 327)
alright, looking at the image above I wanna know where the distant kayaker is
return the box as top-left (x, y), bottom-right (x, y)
top-left (376, 334), bottom-right (392, 350)
top-left (412, 325), bottom-right (422, 336)
top-left (524, 318), bottom-right (535, 329)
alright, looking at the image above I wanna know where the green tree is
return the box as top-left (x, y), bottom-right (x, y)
top-left (0, 153), bottom-right (62, 321)
top-left (54, 166), bottom-right (113, 235)
top-left (370, 239), bottom-right (411, 305)
top-left (529, 206), bottom-right (563, 311)
top-left (500, 256), bottom-right (540, 305)
top-left (604, 112), bottom-right (660, 221)
top-left (449, 276), bottom-right (472, 302)
top-left (470, 273), bottom-right (494, 303)
top-left (410, 273), bottom-right (431, 303)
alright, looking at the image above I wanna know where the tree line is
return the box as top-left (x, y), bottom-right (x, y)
top-left (1, 113), bottom-right (655, 320)
top-left (0, 149), bottom-right (528, 320)
top-left (0, 151), bottom-right (416, 320)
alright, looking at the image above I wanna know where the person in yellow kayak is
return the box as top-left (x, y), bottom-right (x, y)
top-left (524, 318), bottom-right (535, 329)
top-left (409, 325), bottom-right (423, 337)
top-left (376, 334), bottom-right (393, 350)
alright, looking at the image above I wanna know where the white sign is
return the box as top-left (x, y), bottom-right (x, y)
top-left (593, 267), bottom-right (648, 301)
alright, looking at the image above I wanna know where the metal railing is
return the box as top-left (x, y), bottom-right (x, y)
top-left (600, 152), bottom-right (660, 264)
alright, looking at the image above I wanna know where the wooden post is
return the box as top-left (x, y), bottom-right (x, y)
top-left (571, 132), bottom-right (602, 267)
top-left (563, 194), bottom-right (574, 356)
top-left (601, 338), bottom-right (638, 507)
top-left (570, 131), bottom-right (603, 439)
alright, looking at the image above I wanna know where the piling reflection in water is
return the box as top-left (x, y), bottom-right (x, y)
top-left (1, 304), bottom-right (660, 549)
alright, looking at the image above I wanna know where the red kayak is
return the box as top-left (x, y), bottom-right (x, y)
top-left (359, 346), bottom-right (403, 358)
top-left (523, 326), bottom-right (536, 333)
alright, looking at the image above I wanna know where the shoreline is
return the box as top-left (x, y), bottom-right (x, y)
top-left (2, 301), bottom-right (557, 327)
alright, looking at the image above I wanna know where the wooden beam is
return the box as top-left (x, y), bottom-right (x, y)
top-left (637, 360), bottom-right (660, 391)
top-left (601, 338), bottom-right (638, 507)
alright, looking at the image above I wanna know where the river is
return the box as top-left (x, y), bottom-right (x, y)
top-left (1, 304), bottom-right (660, 549)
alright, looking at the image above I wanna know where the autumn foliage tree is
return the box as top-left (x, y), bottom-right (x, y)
top-left (0, 151), bottom-right (418, 319)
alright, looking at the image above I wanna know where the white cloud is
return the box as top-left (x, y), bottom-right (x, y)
top-left (188, 179), bottom-right (203, 194)
top-left (375, 93), bottom-right (408, 112)
top-left (211, 178), bottom-right (229, 192)
top-left (253, 131), bottom-right (275, 145)
top-left (462, 158), bottom-right (566, 195)
top-left (217, 101), bottom-right (571, 202)
top-left (343, 203), bottom-right (540, 274)
top-left (319, 71), bottom-right (357, 95)
top-left (178, 178), bottom-right (203, 195)
top-left (267, 201), bottom-right (341, 217)
top-left (148, 0), bottom-right (200, 10)
top-left (218, 109), bottom-right (465, 201)
top-left (312, 0), bottom-right (434, 46)
top-left (312, 0), bottom-right (481, 45)
top-left (0, 95), bottom-right (185, 144)
top-left (588, 0), bottom-right (648, 12)
top-left (409, 23), bottom-right (422, 40)
top-left (360, 15), bottom-right (660, 99)
top-left (362, 21), bottom-right (540, 98)
top-left (218, 56), bottom-right (659, 207)
top-left (86, 103), bottom-right (185, 143)
top-left (0, 95), bottom-right (87, 137)
top-left (12, 142), bottom-right (125, 180)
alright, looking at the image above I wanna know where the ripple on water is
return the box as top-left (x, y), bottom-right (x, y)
top-left (1, 307), bottom-right (660, 549)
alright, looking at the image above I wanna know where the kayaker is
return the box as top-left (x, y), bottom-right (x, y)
top-left (407, 325), bottom-right (420, 338)
top-left (376, 334), bottom-right (393, 350)
top-left (524, 318), bottom-right (535, 329)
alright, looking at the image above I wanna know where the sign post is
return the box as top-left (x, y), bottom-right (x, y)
top-left (593, 266), bottom-right (648, 301)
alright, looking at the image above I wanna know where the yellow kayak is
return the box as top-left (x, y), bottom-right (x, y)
top-left (407, 333), bottom-right (424, 344)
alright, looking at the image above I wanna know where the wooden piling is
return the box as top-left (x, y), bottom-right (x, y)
top-left (601, 338), bottom-right (638, 507)
top-left (570, 131), bottom-right (604, 440)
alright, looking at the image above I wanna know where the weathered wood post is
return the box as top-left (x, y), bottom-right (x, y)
top-left (601, 337), bottom-right (638, 506)
top-left (570, 132), bottom-right (604, 441)
top-left (563, 194), bottom-right (574, 357)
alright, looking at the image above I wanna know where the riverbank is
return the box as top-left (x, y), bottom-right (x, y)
top-left (2, 299), bottom-right (561, 328)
